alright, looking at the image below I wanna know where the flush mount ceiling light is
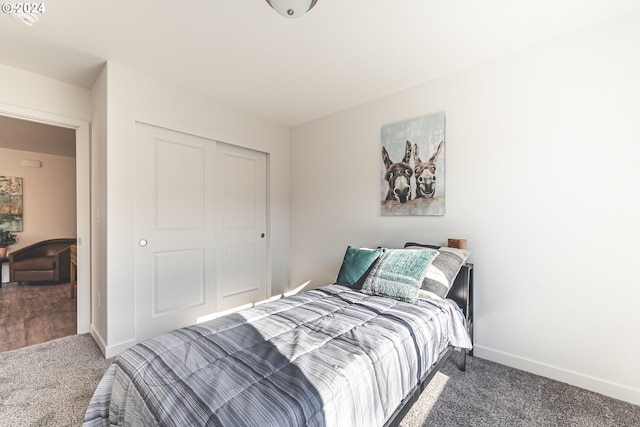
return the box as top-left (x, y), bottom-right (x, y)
top-left (266, 0), bottom-right (318, 19)
top-left (12, 11), bottom-right (39, 26)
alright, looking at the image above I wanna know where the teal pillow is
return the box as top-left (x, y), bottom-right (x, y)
top-left (336, 246), bottom-right (383, 289)
top-left (361, 248), bottom-right (439, 304)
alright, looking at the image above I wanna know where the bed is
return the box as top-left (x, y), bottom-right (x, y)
top-left (84, 244), bottom-right (473, 427)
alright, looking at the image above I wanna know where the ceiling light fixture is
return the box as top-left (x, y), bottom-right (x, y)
top-left (12, 11), bottom-right (39, 26)
top-left (265, 0), bottom-right (318, 19)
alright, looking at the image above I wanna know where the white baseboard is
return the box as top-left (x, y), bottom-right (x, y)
top-left (473, 345), bottom-right (640, 406)
top-left (89, 325), bottom-right (107, 356)
top-left (89, 325), bottom-right (136, 358)
top-left (104, 338), bottom-right (136, 359)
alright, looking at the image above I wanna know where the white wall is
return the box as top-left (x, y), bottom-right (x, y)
top-left (89, 65), bottom-right (108, 346)
top-left (290, 12), bottom-right (640, 405)
top-left (0, 64), bottom-right (91, 120)
top-left (94, 61), bottom-right (291, 357)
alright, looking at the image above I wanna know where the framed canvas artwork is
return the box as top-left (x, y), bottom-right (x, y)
top-left (381, 112), bottom-right (445, 216)
top-left (0, 176), bottom-right (24, 231)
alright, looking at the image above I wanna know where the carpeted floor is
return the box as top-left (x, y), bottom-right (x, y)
top-left (1, 334), bottom-right (639, 427)
top-left (400, 352), bottom-right (640, 427)
top-left (0, 334), bottom-right (112, 427)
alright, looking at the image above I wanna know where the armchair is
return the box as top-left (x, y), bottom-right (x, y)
top-left (9, 238), bottom-right (77, 284)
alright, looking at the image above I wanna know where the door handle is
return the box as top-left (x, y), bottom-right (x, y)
top-left (139, 239), bottom-right (148, 247)
top-left (260, 233), bottom-right (265, 238)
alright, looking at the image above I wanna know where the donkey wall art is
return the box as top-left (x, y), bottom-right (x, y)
top-left (414, 141), bottom-right (443, 199)
top-left (382, 141), bottom-right (413, 204)
top-left (381, 112), bottom-right (445, 216)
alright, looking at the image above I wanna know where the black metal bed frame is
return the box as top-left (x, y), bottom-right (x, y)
top-left (384, 263), bottom-right (474, 427)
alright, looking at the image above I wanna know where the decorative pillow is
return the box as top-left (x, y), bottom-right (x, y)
top-left (361, 248), bottom-right (439, 304)
top-left (404, 242), bottom-right (470, 300)
top-left (336, 246), bottom-right (383, 289)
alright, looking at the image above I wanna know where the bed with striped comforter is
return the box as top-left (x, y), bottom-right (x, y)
top-left (84, 284), bottom-right (472, 427)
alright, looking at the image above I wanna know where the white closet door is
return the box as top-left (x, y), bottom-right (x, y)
top-left (134, 123), bottom-right (217, 341)
top-left (134, 123), bottom-right (268, 342)
top-left (216, 142), bottom-right (267, 311)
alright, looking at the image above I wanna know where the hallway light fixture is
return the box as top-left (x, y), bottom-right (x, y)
top-left (265, 0), bottom-right (318, 19)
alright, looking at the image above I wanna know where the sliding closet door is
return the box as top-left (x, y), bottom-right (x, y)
top-left (216, 142), bottom-right (267, 311)
top-left (134, 124), bottom-right (268, 341)
top-left (134, 123), bottom-right (217, 341)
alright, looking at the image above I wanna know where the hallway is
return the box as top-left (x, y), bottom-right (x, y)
top-left (0, 281), bottom-right (76, 352)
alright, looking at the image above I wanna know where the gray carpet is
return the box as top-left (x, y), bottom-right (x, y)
top-left (1, 334), bottom-right (639, 427)
top-left (400, 352), bottom-right (640, 427)
top-left (0, 334), bottom-right (112, 427)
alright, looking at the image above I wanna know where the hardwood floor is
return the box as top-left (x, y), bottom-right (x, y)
top-left (0, 281), bottom-right (76, 352)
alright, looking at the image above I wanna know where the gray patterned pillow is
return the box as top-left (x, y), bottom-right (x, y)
top-left (361, 248), bottom-right (439, 304)
top-left (404, 243), bottom-right (470, 299)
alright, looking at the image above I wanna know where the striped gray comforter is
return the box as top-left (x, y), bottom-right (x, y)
top-left (84, 285), bottom-right (472, 427)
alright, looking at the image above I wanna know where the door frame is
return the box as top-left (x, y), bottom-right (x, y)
top-left (0, 102), bottom-right (91, 333)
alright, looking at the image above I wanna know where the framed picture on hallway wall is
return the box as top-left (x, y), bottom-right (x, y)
top-left (381, 112), bottom-right (445, 216)
top-left (0, 176), bottom-right (24, 231)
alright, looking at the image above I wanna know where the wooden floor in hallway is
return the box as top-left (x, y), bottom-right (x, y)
top-left (0, 281), bottom-right (76, 352)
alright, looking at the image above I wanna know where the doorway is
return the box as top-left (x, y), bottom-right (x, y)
top-left (0, 103), bottom-right (91, 342)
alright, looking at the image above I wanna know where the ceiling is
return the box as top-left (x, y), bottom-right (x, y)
top-left (0, 115), bottom-right (75, 157)
top-left (1, 0), bottom-right (640, 128)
